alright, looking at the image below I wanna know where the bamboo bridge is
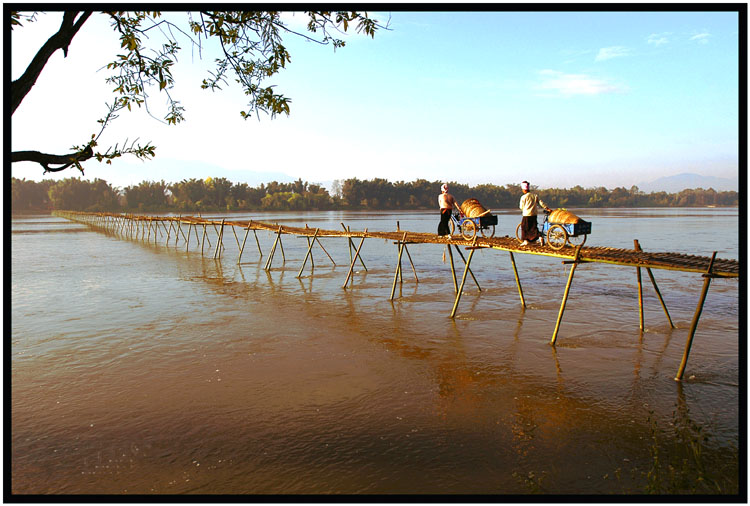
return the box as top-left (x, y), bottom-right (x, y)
top-left (53, 210), bottom-right (740, 381)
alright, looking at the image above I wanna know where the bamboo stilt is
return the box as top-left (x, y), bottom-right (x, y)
top-left (185, 221), bottom-right (191, 251)
top-left (201, 225), bottom-right (207, 255)
top-left (675, 252), bottom-right (717, 381)
top-left (390, 232), bottom-right (408, 300)
top-left (343, 229), bottom-right (368, 289)
top-left (297, 228), bottom-right (320, 278)
top-left (398, 244), bottom-right (403, 284)
top-left (177, 217), bottom-right (188, 245)
top-left (635, 240), bottom-right (675, 328)
top-left (264, 234), bottom-right (279, 271)
top-left (450, 247), bottom-right (476, 318)
top-left (277, 226), bottom-right (286, 262)
top-left (231, 225), bottom-right (241, 253)
top-left (448, 243), bottom-right (458, 293)
top-left (211, 222), bottom-right (224, 252)
top-left (253, 229), bottom-right (263, 258)
top-left (264, 227), bottom-right (283, 271)
top-left (635, 240), bottom-right (644, 331)
top-left (342, 223), bottom-right (354, 265)
top-left (452, 244), bottom-right (481, 291)
top-left (342, 223), bottom-right (367, 271)
top-left (403, 243), bottom-right (418, 282)
top-left (509, 251), bottom-right (526, 309)
top-left (314, 237), bottom-right (336, 266)
top-left (213, 219), bottom-right (225, 259)
top-left (203, 224), bottom-right (212, 247)
top-left (550, 246), bottom-right (582, 346)
top-left (238, 225), bottom-right (251, 264)
top-left (165, 221), bottom-right (173, 245)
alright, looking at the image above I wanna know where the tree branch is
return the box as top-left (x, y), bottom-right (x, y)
top-left (12, 145), bottom-right (94, 173)
top-left (11, 11), bottom-right (93, 115)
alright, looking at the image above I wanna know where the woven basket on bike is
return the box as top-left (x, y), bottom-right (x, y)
top-left (548, 209), bottom-right (581, 224)
top-left (460, 198), bottom-right (491, 218)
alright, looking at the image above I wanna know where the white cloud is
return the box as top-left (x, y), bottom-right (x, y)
top-left (646, 33), bottom-right (670, 46)
top-left (595, 46), bottom-right (630, 61)
top-left (690, 32), bottom-right (711, 44)
top-left (536, 70), bottom-right (628, 96)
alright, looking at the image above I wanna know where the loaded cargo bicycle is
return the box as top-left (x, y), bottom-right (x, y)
top-left (450, 198), bottom-right (498, 240)
top-left (516, 208), bottom-right (592, 250)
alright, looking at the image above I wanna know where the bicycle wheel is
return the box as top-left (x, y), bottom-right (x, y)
top-left (481, 224), bottom-right (495, 238)
top-left (515, 223), bottom-right (523, 243)
top-left (462, 220), bottom-right (476, 240)
top-left (547, 224), bottom-right (567, 250)
top-left (568, 233), bottom-right (587, 247)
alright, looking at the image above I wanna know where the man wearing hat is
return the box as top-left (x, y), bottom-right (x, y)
top-left (437, 183), bottom-right (456, 236)
top-left (519, 180), bottom-right (551, 246)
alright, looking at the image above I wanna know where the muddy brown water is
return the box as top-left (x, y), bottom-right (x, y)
top-left (10, 208), bottom-right (740, 495)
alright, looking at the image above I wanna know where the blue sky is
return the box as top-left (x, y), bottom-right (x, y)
top-left (10, 8), bottom-right (741, 191)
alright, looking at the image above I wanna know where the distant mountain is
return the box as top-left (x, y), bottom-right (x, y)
top-left (637, 172), bottom-right (738, 193)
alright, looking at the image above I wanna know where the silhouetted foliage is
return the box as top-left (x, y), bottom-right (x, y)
top-left (11, 11), bottom-right (385, 175)
top-left (11, 177), bottom-right (738, 214)
top-left (124, 180), bottom-right (168, 211)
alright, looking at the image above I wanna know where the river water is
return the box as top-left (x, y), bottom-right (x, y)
top-left (10, 208), bottom-right (741, 496)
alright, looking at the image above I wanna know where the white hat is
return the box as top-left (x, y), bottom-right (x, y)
top-left (441, 183), bottom-right (449, 193)
top-left (521, 181), bottom-right (530, 191)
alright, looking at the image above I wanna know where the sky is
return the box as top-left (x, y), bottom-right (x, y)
top-left (9, 7), bottom-right (742, 191)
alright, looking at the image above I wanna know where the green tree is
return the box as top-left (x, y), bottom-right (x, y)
top-left (205, 177), bottom-right (233, 209)
top-left (11, 10), bottom-right (386, 175)
top-left (47, 177), bottom-right (119, 210)
top-left (11, 178), bottom-right (54, 212)
top-left (124, 180), bottom-right (168, 210)
top-left (168, 178), bottom-right (206, 210)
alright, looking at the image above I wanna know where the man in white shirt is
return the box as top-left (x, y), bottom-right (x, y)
top-left (519, 180), bottom-right (551, 246)
top-left (437, 183), bottom-right (456, 236)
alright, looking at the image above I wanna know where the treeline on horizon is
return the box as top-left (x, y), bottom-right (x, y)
top-left (11, 176), bottom-right (739, 213)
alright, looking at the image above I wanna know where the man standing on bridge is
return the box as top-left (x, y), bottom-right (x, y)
top-left (519, 180), bottom-right (551, 246)
top-left (437, 183), bottom-right (456, 236)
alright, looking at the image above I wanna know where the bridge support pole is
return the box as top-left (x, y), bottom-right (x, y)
top-left (252, 224), bottom-right (263, 259)
top-left (342, 223), bottom-right (367, 271)
top-left (264, 226), bottom-right (283, 270)
top-left (230, 225), bottom-right (241, 255)
top-left (238, 224), bottom-right (252, 264)
top-left (314, 236), bottom-right (335, 266)
top-left (298, 228), bottom-right (320, 278)
top-left (635, 240), bottom-right (645, 331)
top-left (176, 218), bottom-right (185, 245)
top-left (550, 246), bottom-right (582, 346)
top-left (452, 244), bottom-right (481, 291)
top-left (675, 252), bottom-right (717, 381)
top-left (403, 243), bottom-right (418, 282)
top-left (450, 246), bottom-right (477, 318)
top-left (448, 245), bottom-right (458, 293)
top-left (390, 233), bottom-right (408, 300)
top-left (213, 219), bottom-right (225, 259)
top-left (509, 251), bottom-right (526, 309)
top-left (343, 229), bottom-right (368, 289)
top-left (634, 240), bottom-right (675, 328)
top-left (278, 227), bottom-right (286, 262)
